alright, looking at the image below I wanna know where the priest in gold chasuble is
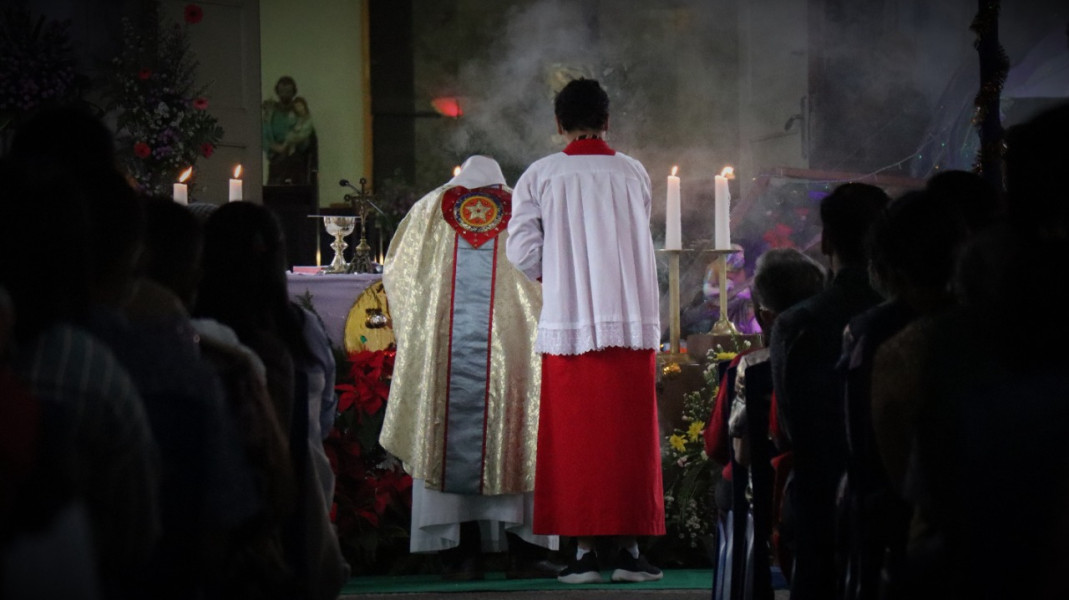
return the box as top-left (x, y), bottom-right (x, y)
top-left (379, 155), bottom-right (557, 560)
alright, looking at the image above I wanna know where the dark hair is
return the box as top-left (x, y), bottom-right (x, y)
top-left (554, 78), bottom-right (609, 132)
top-left (196, 202), bottom-right (309, 359)
top-left (0, 159), bottom-right (93, 342)
top-left (820, 182), bottom-right (890, 266)
top-left (8, 105), bottom-right (144, 302)
top-left (85, 169), bottom-right (145, 293)
top-left (752, 248), bottom-right (826, 313)
top-left (867, 190), bottom-right (967, 295)
top-left (925, 169), bottom-right (1001, 234)
top-left (140, 194), bottom-right (204, 308)
top-left (9, 105), bottom-right (117, 176)
top-left (1004, 100), bottom-right (1069, 236)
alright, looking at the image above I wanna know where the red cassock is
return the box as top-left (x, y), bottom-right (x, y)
top-left (534, 347), bottom-right (666, 536)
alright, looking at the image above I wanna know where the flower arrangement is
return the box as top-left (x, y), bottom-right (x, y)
top-left (659, 356), bottom-right (722, 563)
top-left (105, 2), bottom-right (223, 196)
top-left (325, 348), bottom-right (415, 574)
top-left (0, 7), bottom-right (83, 130)
top-left (652, 345), bottom-right (745, 567)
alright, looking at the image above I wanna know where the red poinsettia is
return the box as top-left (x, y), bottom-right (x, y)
top-left (133, 141), bottom-right (152, 158)
top-left (200, 142), bottom-right (214, 158)
top-left (324, 429), bottom-right (362, 474)
top-left (138, 68), bottom-right (152, 80)
top-left (352, 349), bottom-right (395, 382)
top-left (325, 346), bottom-right (412, 572)
top-left (336, 349), bottom-right (395, 420)
top-left (762, 222), bottom-right (795, 249)
top-left (184, 3), bottom-right (203, 24)
top-left (192, 97), bottom-right (208, 110)
top-left (374, 468), bottom-right (413, 510)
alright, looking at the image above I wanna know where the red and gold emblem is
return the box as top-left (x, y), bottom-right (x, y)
top-left (441, 186), bottom-right (511, 248)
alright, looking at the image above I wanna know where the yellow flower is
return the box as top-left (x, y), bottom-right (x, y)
top-left (715, 352), bottom-right (737, 362)
top-left (687, 420), bottom-right (705, 442)
top-left (669, 434), bottom-right (687, 453)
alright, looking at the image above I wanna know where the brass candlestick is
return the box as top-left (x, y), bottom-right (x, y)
top-left (666, 249), bottom-right (682, 354)
top-left (708, 247), bottom-right (741, 336)
top-left (657, 248), bottom-right (692, 368)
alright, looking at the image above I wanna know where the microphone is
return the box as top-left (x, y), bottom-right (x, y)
top-left (338, 178), bottom-right (387, 216)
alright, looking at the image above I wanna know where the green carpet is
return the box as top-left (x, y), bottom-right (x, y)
top-left (341, 569), bottom-right (714, 594)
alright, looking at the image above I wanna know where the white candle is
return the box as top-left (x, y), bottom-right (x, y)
top-left (173, 166), bottom-right (192, 205)
top-left (229, 164), bottom-right (243, 201)
top-left (665, 166), bottom-right (681, 250)
top-left (173, 183), bottom-right (188, 205)
top-left (714, 166), bottom-right (733, 249)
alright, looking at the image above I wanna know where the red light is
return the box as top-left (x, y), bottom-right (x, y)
top-left (431, 96), bottom-right (463, 118)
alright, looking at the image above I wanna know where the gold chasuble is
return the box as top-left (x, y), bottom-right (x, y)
top-left (379, 157), bottom-right (542, 496)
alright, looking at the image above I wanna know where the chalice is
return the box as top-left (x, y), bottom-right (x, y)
top-left (322, 216), bottom-right (356, 274)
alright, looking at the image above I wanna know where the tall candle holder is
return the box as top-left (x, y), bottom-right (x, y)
top-left (657, 248), bottom-right (694, 372)
top-left (343, 178), bottom-right (376, 274)
top-left (662, 249), bottom-right (683, 354)
top-left (707, 247), bottom-right (741, 336)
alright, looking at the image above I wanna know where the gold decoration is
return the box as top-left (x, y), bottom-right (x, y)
top-left (709, 249), bottom-right (742, 336)
top-left (343, 280), bottom-right (395, 353)
top-left (662, 361), bottom-right (683, 379)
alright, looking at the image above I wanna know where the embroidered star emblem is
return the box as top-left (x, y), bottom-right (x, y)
top-left (441, 186), bottom-right (511, 248)
top-left (465, 198), bottom-right (491, 222)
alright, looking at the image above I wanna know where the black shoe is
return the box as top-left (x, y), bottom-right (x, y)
top-left (506, 556), bottom-right (566, 579)
top-left (441, 556), bottom-right (484, 581)
top-left (610, 549), bottom-right (663, 582)
top-left (557, 551), bottom-right (603, 584)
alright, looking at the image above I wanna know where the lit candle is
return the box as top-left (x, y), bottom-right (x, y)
top-left (228, 164), bottom-right (243, 201)
top-left (665, 166), bottom-right (681, 250)
top-left (173, 166), bottom-right (192, 205)
top-left (453, 165), bottom-right (461, 177)
top-left (714, 166), bottom-right (733, 249)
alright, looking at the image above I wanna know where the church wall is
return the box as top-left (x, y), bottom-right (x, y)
top-left (736, 0), bottom-right (810, 200)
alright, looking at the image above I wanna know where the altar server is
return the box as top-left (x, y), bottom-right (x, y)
top-left (507, 78), bottom-right (665, 584)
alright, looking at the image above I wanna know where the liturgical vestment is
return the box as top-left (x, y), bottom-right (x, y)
top-left (379, 155), bottom-right (555, 553)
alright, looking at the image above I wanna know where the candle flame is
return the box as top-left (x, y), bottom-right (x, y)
top-left (453, 165), bottom-right (461, 177)
top-left (178, 166), bottom-right (193, 183)
top-left (671, 165), bottom-right (678, 177)
top-left (720, 166), bottom-right (735, 179)
top-left (233, 164), bottom-right (243, 179)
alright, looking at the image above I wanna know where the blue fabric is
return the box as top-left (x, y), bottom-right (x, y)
top-left (442, 237), bottom-right (496, 494)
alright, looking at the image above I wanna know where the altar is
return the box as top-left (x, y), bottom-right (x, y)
top-left (287, 271), bottom-right (382, 348)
